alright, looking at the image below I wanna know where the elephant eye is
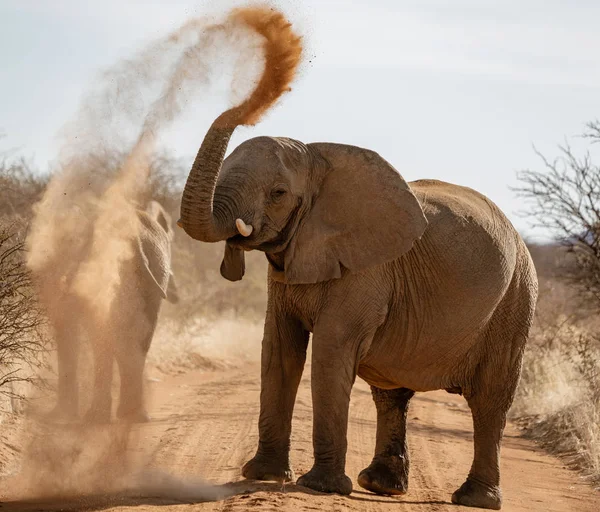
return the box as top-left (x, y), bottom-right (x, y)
top-left (270, 187), bottom-right (287, 202)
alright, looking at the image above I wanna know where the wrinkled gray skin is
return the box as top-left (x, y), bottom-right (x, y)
top-left (179, 115), bottom-right (538, 510)
top-left (52, 200), bottom-right (179, 423)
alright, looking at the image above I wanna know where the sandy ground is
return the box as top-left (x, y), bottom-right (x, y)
top-left (1, 362), bottom-right (598, 512)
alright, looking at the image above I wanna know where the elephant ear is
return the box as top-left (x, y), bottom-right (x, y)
top-left (146, 200), bottom-right (173, 238)
top-left (284, 143), bottom-right (428, 284)
top-left (137, 211), bottom-right (172, 298)
top-left (220, 243), bottom-right (245, 282)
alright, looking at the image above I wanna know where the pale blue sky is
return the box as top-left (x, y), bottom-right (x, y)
top-left (2, 0), bottom-right (600, 240)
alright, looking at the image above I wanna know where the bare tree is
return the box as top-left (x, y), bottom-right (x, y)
top-left (0, 224), bottom-right (47, 395)
top-left (514, 120), bottom-right (600, 307)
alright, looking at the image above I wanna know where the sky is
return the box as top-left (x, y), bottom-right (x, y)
top-left (2, 0), bottom-right (600, 240)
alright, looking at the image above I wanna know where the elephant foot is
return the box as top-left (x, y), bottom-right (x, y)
top-left (452, 478), bottom-right (502, 510)
top-left (242, 454), bottom-right (294, 482)
top-left (117, 405), bottom-right (150, 423)
top-left (297, 466), bottom-right (352, 495)
top-left (357, 455), bottom-right (408, 495)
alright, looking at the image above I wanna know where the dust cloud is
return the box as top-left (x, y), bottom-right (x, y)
top-left (15, 421), bottom-right (233, 503)
top-left (18, 3), bottom-right (303, 503)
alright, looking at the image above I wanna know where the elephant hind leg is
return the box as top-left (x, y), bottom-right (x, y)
top-left (451, 389), bottom-right (507, 510)
top-left (452, 284), bottom-right (534, 510)
top-left (358, 386), bottom-right (414, 495)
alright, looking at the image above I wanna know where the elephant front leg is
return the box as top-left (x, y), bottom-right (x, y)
top-left (242, 314), bottom-right (308, 483)
top-left (296, 330), bottom-right (357, 496)
top-left (358, 386), bottom-right (414, 495)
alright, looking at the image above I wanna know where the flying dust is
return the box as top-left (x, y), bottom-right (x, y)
top-left (15, 3), bottom-right (303, 504)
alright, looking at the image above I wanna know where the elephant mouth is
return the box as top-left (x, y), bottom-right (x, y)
top-left (227, 234), bottom-right (256, 250)
top-left (228, 201), bottom-right (303, 255)
top-left (227, 230), bottom-right (287, 254)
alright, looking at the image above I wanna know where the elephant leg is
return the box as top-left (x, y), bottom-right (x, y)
top-left (452, 286), bottom-right (532, 511)
top-left (296, 322), bottom-right (362, 496)
top-left (358, 386), bottom-right (415, 495)
top-left (452, 345), bottom-right (523, 509)
top-left (116, 329), bottom-right (153, 423)
top-left (242, 313), bottom-right (308, 483)
top-left (51, 331), bottom-right (81, 420)
top-left (451, 394), bottom-right (506, 510)
top-left (84, 333), bottom-right (114, 424)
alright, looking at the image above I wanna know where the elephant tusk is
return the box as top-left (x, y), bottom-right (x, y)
top-left (236, 218), bottom-right (253, 237)
top-left (176, 218), bottom-right (183, 228)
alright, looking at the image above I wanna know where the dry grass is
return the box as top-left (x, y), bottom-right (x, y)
top-left (148, 314), bottom-right (264, 375)
top-left (513, 244), bottom-right (600, 485)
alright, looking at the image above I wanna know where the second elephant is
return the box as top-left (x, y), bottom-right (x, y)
top-left (50, 200), bottom-right (179, 423)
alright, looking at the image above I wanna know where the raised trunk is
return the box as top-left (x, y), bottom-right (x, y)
top-left (180, 110), bottom-right (240, 242)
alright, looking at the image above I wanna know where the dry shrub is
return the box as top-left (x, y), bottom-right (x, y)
top-left (0, 223), bottom-right (47, 408)
top-left (515, 120), bottom-right (600, 308)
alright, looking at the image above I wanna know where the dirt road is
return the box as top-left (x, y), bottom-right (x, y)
top-left (2, 362), bottom-right (598, 511)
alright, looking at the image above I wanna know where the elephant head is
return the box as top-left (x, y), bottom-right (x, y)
top-left (179, 111), bottom-right (428, 284)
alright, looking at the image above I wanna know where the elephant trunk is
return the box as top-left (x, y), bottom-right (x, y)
top-left (179, 7), bottom-right (302, 243)
top-left (179, 110), bottom-right (241, 243)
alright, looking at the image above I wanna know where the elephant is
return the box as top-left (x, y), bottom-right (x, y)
top-left (49, 200), bottom-right (179, 423)
top-left (178, 111), bottom-right (538, 510)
